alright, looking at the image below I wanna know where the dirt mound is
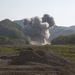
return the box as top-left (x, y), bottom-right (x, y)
top-left (1, 48), bottom-right (75, 75)
top-left (11, 48), bottom-right (74, 67)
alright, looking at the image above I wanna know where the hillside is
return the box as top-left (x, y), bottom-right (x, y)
top-left (14, 20), bottom-right (24, 28)
top-left (0, 19), bottom-right (30, 45)
top-left (51, 34), bottom-right (75, 45)
top-left (50, 25), bottom-right (75, 40)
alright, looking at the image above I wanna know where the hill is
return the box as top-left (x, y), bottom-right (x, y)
top-left (14, 19), bottom-right (24, 28)
top-left (0, 19), bottom-right (30, 45)
top-left (51, 34), bottom-right (75, 45)
top-left (50, 25), bottom-right (75, 40)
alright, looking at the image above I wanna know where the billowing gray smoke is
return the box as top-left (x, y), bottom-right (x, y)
top-left (23, 14), bottom-right (55, 45)
top-left (42, 14), bottom-right (55, 28)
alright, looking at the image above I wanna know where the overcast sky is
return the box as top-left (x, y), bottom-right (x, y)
top-left (0, 0), bottom-right (75, 27)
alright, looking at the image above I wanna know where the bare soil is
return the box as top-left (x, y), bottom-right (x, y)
top-left (0, 48), bottom-right (75, 75)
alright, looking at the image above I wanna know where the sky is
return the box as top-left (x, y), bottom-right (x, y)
top-left (0, 0), bottom-right (75, 27)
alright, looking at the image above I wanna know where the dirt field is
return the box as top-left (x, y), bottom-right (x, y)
top-left (0, 45), bottom-right (75, 75)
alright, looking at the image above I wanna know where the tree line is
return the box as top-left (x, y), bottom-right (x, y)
top-left (51, 34), bottom-right (75, 45)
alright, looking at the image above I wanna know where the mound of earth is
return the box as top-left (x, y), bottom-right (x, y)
top-left (0, 48), bottom-right (75, 75)
top-left (11, 48), bottom-right (74, 67)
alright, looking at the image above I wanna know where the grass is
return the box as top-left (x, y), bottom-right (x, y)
top-left (0, 46), bottom-right (14, 52)
top-left (33, 45), bottom-right (75, 62)
top-left (0, 45), bottom-right (75, 62)
top-left (0, 45), bottom-right (20, 53)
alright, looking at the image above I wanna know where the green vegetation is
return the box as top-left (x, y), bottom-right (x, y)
top-left (0, 45), bottom-right (75, 75)
top-left (0, 45), bottom-right (75, 63)
top-left (33, 45), bottom-right (75, 62)
top-left (0, 46), bottom-right (14, 52)
top-left (0, 19), bottom-right (30, 45)
top-left (51, 34), bottom-right (75, 45)
top-left (0, 36), bottom-right (30, 45)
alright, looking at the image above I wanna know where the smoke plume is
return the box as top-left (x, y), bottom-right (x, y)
top-left (42, 14), bottom-right (55, 28)
top-left (23, 14), bottom-right (55, 45)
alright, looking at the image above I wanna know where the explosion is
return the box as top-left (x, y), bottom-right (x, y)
top-left (23, 14), bottom-right (55, 45)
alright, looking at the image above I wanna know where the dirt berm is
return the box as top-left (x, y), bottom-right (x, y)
top-left (11, 48), bottom-right (74, 67)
